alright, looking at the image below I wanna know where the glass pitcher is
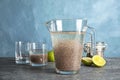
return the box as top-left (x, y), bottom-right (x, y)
top-left (46, 19), bottom-right (92, 74)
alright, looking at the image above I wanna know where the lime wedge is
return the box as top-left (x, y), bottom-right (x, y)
top-left (81, 57), bottom-right (93, 66)
top-left (92, 55), bottom-right (106, 67)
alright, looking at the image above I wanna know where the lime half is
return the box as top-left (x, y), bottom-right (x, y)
top-left (82, 57), bottom-right (93, 66)
top-left (48, 50), bottom-right (55, 62)
top-left (92, 55), bottom-right (106, 67)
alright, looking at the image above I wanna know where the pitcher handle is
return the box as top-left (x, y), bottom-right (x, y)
top-left (88, 26), bottom-right (96, 56)
top-left (84, 26), bottom-right (96, 57)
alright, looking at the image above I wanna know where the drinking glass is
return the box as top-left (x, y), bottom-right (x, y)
top-left (29, 42), bottom-right (48, 66)
top-left (15, 41), bottom-right (30, 64)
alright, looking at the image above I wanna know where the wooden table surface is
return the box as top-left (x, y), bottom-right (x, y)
top-left (0, 57), bottom-right (120, 80)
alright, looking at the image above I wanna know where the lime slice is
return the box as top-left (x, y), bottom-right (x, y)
top-left (92, 55), bottom-right (106, 67)
top-left (48, 50), bottom-right (55, 62)
top-left (81, 57), bottom-right (93, 66)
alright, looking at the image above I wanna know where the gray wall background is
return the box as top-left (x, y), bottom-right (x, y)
top-left (0, 0), bottom-right (120, 57)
